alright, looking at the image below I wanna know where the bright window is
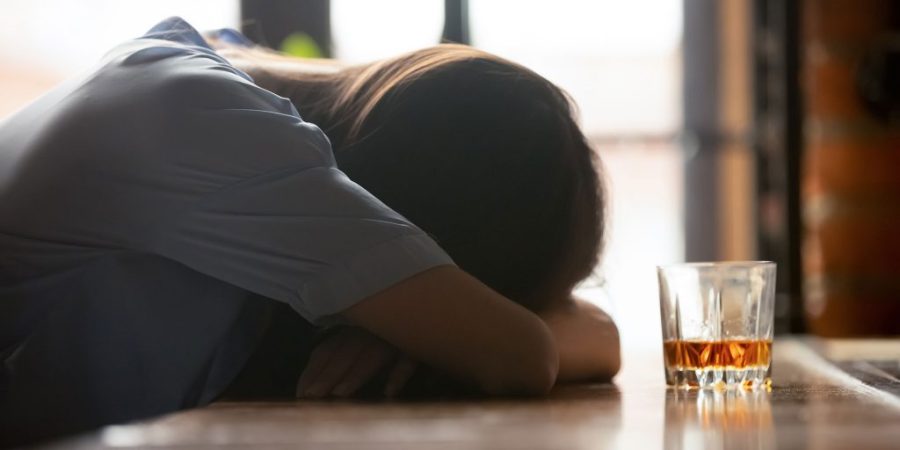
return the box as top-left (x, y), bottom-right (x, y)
top-left (331, 0), bottom-right (444, 63)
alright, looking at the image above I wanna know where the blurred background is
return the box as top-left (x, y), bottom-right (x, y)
top-left (1, 0), bottom-right (898, 355)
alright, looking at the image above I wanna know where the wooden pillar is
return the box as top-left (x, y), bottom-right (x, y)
top-left (684, 0), bottom-right (756, 266)
top-left (802, 0), bottom-right (900, 336)
top-left (753, 0), bottom-right (805, 334)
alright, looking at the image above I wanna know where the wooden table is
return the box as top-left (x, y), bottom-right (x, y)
top-left (45, 338), bottom-right (900, 449)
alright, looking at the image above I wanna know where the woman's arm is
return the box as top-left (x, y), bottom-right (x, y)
top-left (538, 296), bottom-right (621, 383)
top-left (341, 266), bottom-right (559, 396)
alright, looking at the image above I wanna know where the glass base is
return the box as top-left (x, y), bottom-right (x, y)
top-left (666, 366), bottom-right (772, 390)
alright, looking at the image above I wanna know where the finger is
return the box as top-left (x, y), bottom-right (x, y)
top-left (330, 343), bottom-right (394, 398)
top-left (296, 333), bottom-right (344, 397)
top-left (384, 356), bottom-right (418, 398)
top-left (301, 333), bottom-right (367, 398)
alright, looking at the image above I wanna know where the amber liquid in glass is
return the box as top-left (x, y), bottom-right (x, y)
top-left (663, 339), bottom-right (772, 388)
top-left (664, 339), bottom-right (771, 369)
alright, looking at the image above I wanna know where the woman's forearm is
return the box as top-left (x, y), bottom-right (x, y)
top-left (342, 266), bottom-right (559, 396)
top-left (539, 297), bottom-right (621, 383)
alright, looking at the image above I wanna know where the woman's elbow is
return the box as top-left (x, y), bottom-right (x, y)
top-left (479, 323), bottom-right (560, 396)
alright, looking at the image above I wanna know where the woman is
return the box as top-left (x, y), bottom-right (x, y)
top-left (0, 17), bottom-right (619, 443)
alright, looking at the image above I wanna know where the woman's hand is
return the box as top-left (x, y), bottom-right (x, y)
top-left (296, 327), bottom-right (417, 399)
top-left (539, 296), bottom-right (620, 383)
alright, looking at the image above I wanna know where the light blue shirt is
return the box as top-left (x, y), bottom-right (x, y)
top-left (0, 16), bottom-right (453, 350)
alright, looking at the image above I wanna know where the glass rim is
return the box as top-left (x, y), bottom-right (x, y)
top-left (656, 261), bottom-right (775, 270)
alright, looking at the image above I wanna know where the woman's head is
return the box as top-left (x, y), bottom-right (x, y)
top-left (228, 44), bottom-right (605, 310)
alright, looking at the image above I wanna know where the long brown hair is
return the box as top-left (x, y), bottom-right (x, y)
top-left (222, 44), bottom-right (606, 311)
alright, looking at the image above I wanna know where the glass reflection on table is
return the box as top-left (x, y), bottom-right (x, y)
top-left (664, 389), bottom-right (775, 450)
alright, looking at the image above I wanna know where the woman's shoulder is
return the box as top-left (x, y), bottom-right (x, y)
top-left (91, 19), bottom-right (324, 140)
top-left (105, 25), bottom-right (265, 109)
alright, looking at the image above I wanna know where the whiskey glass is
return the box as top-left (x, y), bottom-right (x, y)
top-left (658, 262), bottom-right (776, 389)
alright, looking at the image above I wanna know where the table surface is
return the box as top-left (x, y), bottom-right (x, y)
top-left (45, 338), bottom-right (900, 450)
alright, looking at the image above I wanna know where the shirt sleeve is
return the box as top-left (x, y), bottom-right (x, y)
top-left (153, 163), bottom-right (454, 324)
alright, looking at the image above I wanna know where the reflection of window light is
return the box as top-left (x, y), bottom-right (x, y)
top-left (331, 0), bottom-right (443, 64)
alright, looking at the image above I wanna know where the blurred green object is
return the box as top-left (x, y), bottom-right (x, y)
top-left (280, 32), bottom-right (323, 58)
